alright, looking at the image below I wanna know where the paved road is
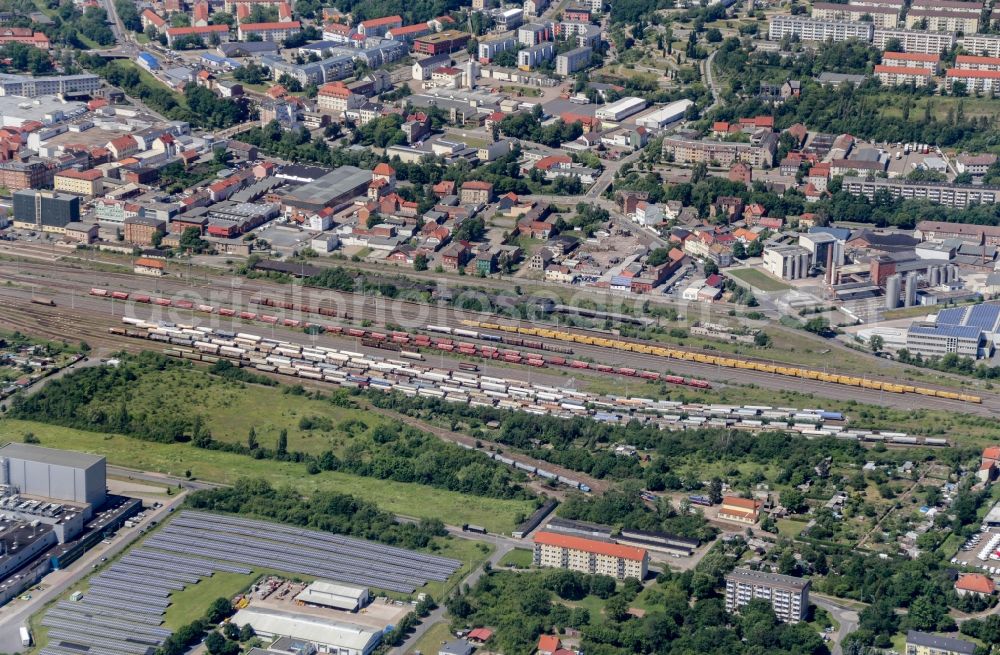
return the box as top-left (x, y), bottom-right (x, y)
top-left (391, 537), bottom-right (516, 655)
top-left (0, 492), bottom-right (188, 653)
top-left (702, 49), bottom-right (722, 114)
top-left (813, 593), bottom-right (861, 655)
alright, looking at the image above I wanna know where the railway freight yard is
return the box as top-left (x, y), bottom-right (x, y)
top-left (0, 257), bottom-right (994, 417)
top-left (113, 317), bottom-right (948, 452)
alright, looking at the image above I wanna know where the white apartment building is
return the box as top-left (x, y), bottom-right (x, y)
top-left (874, 28), bottom-right (956, 54)
top-left (725, 569), bottom-right (811, 623)
top-left (533, 531), bottom-right (649, 580)
top-left (874, 64), bottom-right (935, 86)
top-left (960, 34), bottom-right (1000, 57)
top-left (768, 15), bottom-right (874, 42)
top-left (811, 2), bottom-right (900, 29)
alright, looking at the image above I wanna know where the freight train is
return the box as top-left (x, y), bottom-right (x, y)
top-left (88, 289), bottom-right (709, 388)
top-left (108, 320), bottom-right (950, 448)
top-left (460, 320), bottom-right (982, 404)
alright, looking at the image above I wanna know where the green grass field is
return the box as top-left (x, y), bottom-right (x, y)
top-left (0, 419), bottom-right (534, 533)
top-left (497, 548), bottom-right (534, 569)
top-left (726, 268), bottom-right (792, 292)
top-left (104, 365), bottom-right (387, 456)
top-left (777, 519), bottom-right (808, 538)
top-left (164, 571), bottom-right (257, 630)
top-left (407, 621), bottom-right (454, 655)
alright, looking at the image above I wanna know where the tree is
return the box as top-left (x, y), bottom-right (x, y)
top-left (781, 488), bottom-right (806, 513)
top-left (703, 261), bottom-right (719, 276)
top-left (247, 427), bottom-right (258, 450)
top-left (205, 632), bottom-right (226, 655)
top-left (732, 241), bottom-right (747, 259)
top-left (179, 227), bottom-right (211, 254)
top-left (277, 429), bottom-right (288, 458)
top-left (804, 317), bottom-right (829, 335)
top-left (708, 477), bottom-right (723, 504)
top-left (647, 248), bottom-right (669, 266)
top-left (222, 622), bottom-right (240, 640)
top-left (869, 334), bottom-right (884, 353)
top-left (413, 253), bottom-right (429, 271)
top-left (606, 594), bottom-right (630, 622)
top-left (238, 624), bottom-right (256, 641)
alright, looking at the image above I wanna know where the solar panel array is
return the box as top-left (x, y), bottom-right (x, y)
top-left (936, 306), bottom-right (967, 326)
top-left (142, 510), bottom-right (461, 594)
top-left (39, 510), bottom-right (458, 653)
top-left (966, 303), bottom-right (1000, 331)
top-left (39, 545), bottom-right (250, 655)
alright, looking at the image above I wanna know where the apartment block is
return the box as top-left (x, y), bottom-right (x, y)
top-left (946, 67), bottom-right (1000, 92)
top-left (357, 15), bottom-right (402, 37)
top-left (725, 569), bottom-right (810, 623)
top-left (911, 0), bottom-right (983, 15)
top-left (960, 34), bottom-right (1000, 57)
top-left (811, 3), bottom-right (900, 29)
top-left (477, 35), bottom-right (517, 63)
top-left (0, 161), bottom-right (52, 190)
top-left (905, 630), bottom-right (976, 655)
top-left (556, 46), bottom-right (592, 75)
top-left (237, 21), bottom-right (300, 42)
top-left (533, 531), bottom-right (649, 580)
top-left (905, 9), bottom-right (980, 34)
top-left (874, 64), bottom-right (935, 86)
top-left (882, 51), bottom-right (940, 70)
top-left (842, 176), bottom-right (1000, 207)
top-left (956, 54), bottom-right (1000, 70)
top-left (662, 135), bottom-right (778, 168)
top-left (874, 28), bottom-right (956, 54)
top-left (518, 42), bottom-right (555, 70)
top-left (768, 15), bottom-right (874, 42)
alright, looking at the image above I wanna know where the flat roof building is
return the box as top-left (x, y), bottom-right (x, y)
top-left (768, 15), bottom-right (874, 42)
top-left (725, 568), bottom-right (810, 623)
top-left (280, 166), bottom-right (372, 212)
top-left (232, 607), bottom-right (382, 655)
top-left (842, 176), bottom-right (1000, 208)
top-left (906, 323), bottom-right (986, 358)
top-left (294, 581), bottom-right (370, 611)
top-left (0, 443), bottom-right (106, 509)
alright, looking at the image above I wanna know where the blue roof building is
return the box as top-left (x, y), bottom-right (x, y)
top-left (137, 52), bottom-right (159, 71)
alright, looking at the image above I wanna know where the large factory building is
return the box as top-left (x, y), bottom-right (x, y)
top-left (0, 443), bottom-right (106, 514)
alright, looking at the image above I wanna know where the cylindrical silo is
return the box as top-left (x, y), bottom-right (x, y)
top-left (904, 273), bottom-right (917, 307)
top-left (885, 274), bottom-right (901, 310)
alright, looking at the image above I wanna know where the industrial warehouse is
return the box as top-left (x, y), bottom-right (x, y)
top-left (0, 443), bottom-right (140, 606)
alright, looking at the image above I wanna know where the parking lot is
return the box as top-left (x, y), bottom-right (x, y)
top-left (952, 525), bottom-right (999, 571)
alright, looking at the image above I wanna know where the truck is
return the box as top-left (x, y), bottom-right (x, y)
top-left (20, 626), bottom-right (31, 647)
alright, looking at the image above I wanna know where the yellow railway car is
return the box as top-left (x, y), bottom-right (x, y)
top-left (470, 324), bottom-right (980, 404)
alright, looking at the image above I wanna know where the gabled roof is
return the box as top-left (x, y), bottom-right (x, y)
top-left (534, 531), bottom-right (646, 561)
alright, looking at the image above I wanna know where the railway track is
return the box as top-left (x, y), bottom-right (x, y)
top-left (1, 260), bottom-right (997, 415)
